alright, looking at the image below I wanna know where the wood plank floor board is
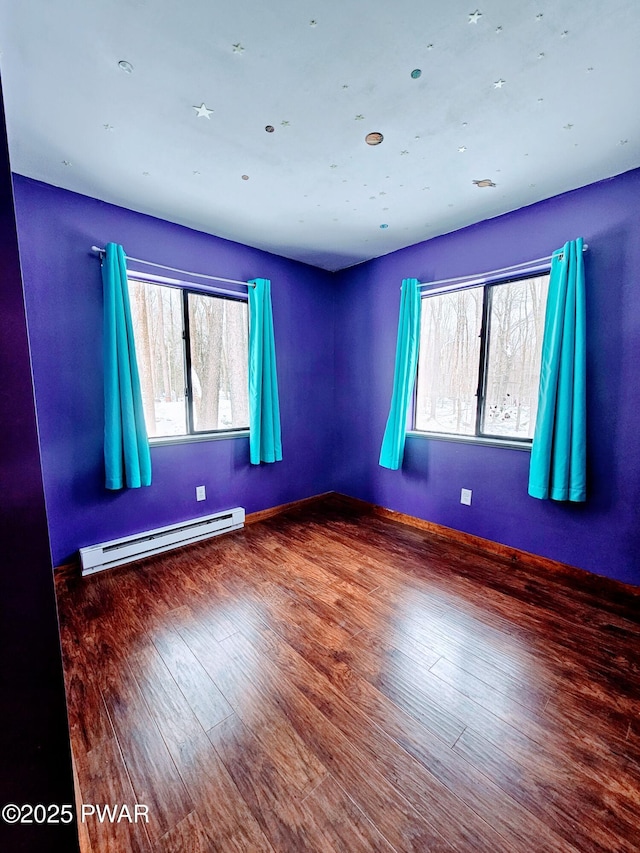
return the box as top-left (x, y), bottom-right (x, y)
top-left (73, 737), bottom-right (152, 853)
top-left (471, 654), bottom-right (640, 785)
top-left (355, 510), bottom-right (640, 622)
top-left (207, 714), bottom-right (340, 853)
top-left (211, 677), bottom-right (454, 853)
top-left (99, 660), bottom-right (194, 844)
top-left (150, 625), bottom-right (234, 732)
top-left (428, 655), bottom-right (551, 732)
top-left (57, 500), bottom-right (640, 853)
top-left (152, 811), bottom-right (212, 853)
top-left (225, 615), bottom-right (576, 853)
top-left (172, 611), bottom-right (329, 799)
top-left (219, 624), bottom-right (520, 853)
top-left (164, 728), bottom-right (276, 852)
top-left (371, 628), bottom-right (640, 805)
top-left (128, 642), bottom-right (208, 750)
top-left (299, 775), bottom-right (397, 853)
top-left (358, 514), bottom-right (640, 655)
top-left (320, 671), bottom-right (577, 853)
top-left (219, 567), bottom-right (468, 749)
top-left (60, 650), bottom-right (115, 755)
top-left (453, 725), bottom-right (640, 853)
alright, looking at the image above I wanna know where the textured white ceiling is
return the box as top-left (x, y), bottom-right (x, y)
top-left (1, 0), bottom-right (638, 271)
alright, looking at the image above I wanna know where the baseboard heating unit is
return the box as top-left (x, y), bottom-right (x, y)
top-left (79, 507), bottom-right (245, 576)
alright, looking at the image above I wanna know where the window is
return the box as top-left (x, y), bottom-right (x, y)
top-left (128, 278), bottom-right (249, 440)
top-left (413, 273), bottom-right (550, 443)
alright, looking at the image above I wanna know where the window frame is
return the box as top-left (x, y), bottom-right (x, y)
top-left (410, 270), bottom-right (550, 451)
top-left (128, 274), bottom-right (250, 446)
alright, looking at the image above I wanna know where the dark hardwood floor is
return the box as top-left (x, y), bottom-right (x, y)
top-left (55, 497), bottom-right (640, 852)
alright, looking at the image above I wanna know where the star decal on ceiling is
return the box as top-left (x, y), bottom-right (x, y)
top-left (536, 13), bottom-right (543, 21)
top-left (193, 103), bottom-right (213, 119)
top-left (103, 124), bottom-right (114, 132)
top-left (355, 115), bottom-right (365, 120)
top-left (427, 43), bottom-right (434, 50)
top-left (495, 26), bottom-right (503, 33)
top-left (281, 120), bottom-right (290, 127)
top-left (493, 79), bottom-right (506, 88)
top-left (619, 139), bottom-right (629, 145)
top-left (309, 20), bottom-right (317, 27)
top-left (232, 43), bottom-right (245, 53)
top-left (469, 10), bottom-right (482, 24)
top-left (563, 123), bottom-right (574, 130)
top-left (400, 150), bottom-right (409, 155)
top-left (561, 30), bottom-right (569, 38)
top-left (458, 145), bottom-right (467, 152)
top-left (538, 52), bottom-right (545, 59)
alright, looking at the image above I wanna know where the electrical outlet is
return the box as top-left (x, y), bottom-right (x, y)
top-left (196, 485), bottom-right (206, 501)
top-left (460, 488), bottom-right (472, 506)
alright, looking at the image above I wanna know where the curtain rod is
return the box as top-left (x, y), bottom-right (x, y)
top-left (417, 244), bottom-right (588, 294)
top-left (90, 246), bottom-right (255, 288)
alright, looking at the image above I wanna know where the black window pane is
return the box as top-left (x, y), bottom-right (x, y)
top-left (129, 279), bottom-right (186, 437)
top-left (188, 294), bottom-right (249, 432)
top-left (481, 275), bottom-right (549, 439)
top-left (415, 287), bottom-right (483, 435)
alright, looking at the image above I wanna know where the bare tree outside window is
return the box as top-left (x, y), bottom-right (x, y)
top-left (482, 275), bottom-right (549, 438)
top-left (415, 287), bottom-right (482, 435)
top-left (128, 278), bottom-right (249, 438)
top-left (414, 274), bottom-right (549, 442)
top-left (129, 280), bottom-right (186, 437)
top-left (188, 294), bottom-right (249, 431)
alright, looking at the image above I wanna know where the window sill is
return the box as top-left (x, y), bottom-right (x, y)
top-left (406, 430), bottom-right (532, 452)
top-left (150, 429), bottom-right (249, 447)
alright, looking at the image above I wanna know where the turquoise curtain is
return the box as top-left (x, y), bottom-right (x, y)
top-left (248, 278), bottom-right (282, 464)
top-left (379, 278), bottom-right (421, 470)
top-left (529, 238), bottom-right (586, 501)
top-left (102, 243), bottom-right (152, 490)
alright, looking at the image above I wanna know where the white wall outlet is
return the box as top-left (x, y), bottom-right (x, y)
top-left (460, 488), bottom-right (472, 506)
top-left (196, 485), bottom-right (206, 501)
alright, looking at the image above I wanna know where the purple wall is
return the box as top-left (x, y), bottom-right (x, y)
top-left (13, 169), bottom-right (640, 586)
top-left (0, 90), bottom-right (78, 847)
top-left (13, 176), bottom-right (335, 566)
top-left (334, 168), bottom-right (640, 586)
